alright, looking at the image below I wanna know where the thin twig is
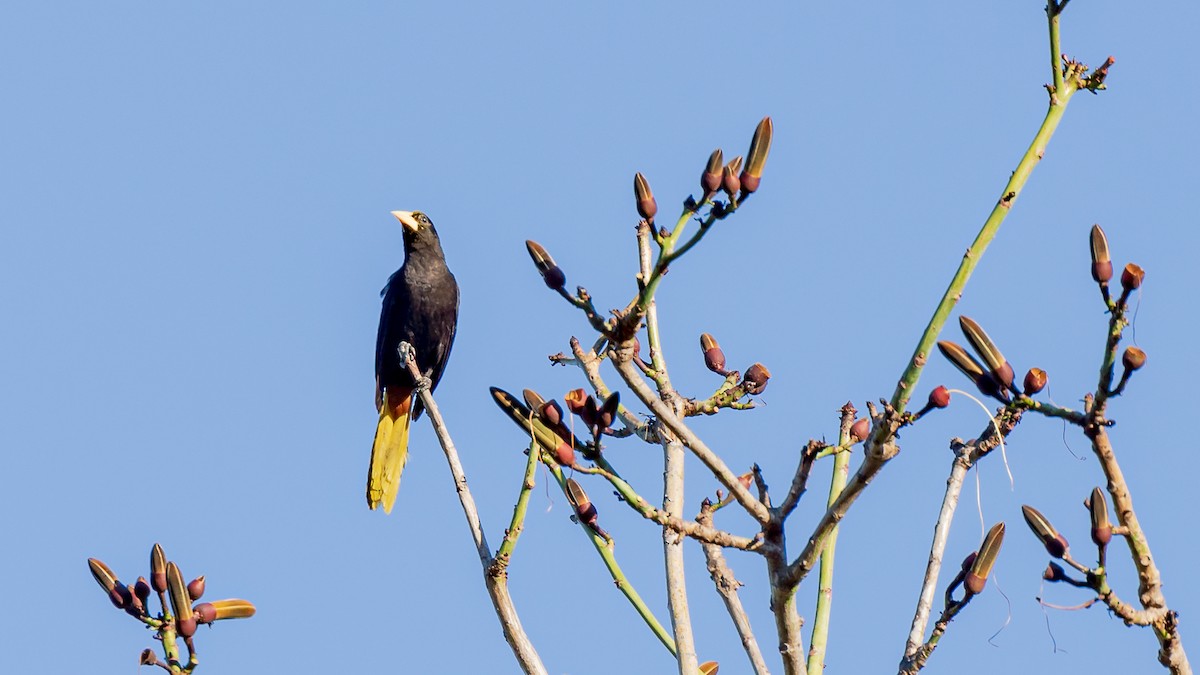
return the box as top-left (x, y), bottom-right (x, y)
top-left (697, 504), bottom-right (771, 675)
top-left (635, 220), bottom-right (700, 675)
top-left (898, 406), bottom-right (1021, 673)
top-left (400, 343), bottom-right (548, 675)
top-left (542, 456), bottom-right (678, 657)
top-left (777, 441), bottom-right (820, 520)
top-left (612, 356), bottom-right (772, 525)
top-left (493, 439), bottom-right (542, 569)
top-left (574, 462), bottom-right (764, 551)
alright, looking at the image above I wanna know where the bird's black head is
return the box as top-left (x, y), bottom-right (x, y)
top-left (391, 210), bottom-right (445, 257)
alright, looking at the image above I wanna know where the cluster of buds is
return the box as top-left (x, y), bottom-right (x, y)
top-left (946, 522), bottom-right (1006, 604)
top-left (523, 389), bottom-right (587, 465)
top-left (88, 543), bottom-right (255, 667)
top-left (1089, 224), bottom-right (1147, 306)
top-left (697, 333), bottom-right (771, 395)
top-left (696, 116), bottom-right (773, 213)
top-left (938, 316), bottom-right (1047, 403)
top-left (491, 387), bottom-right (599, 466)
top-left (563, 387), bottom-right (620, 439)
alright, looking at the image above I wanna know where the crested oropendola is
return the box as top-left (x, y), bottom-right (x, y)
top-left (368, 210), bottom-right (459, 513)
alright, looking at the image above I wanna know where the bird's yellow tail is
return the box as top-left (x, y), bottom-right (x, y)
top-left (367, 389), bottom-right (412, 513)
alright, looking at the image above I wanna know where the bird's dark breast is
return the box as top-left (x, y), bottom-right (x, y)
top-left (377, 268), bottom-right (459, 394)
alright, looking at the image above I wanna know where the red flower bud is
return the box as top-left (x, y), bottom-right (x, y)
top-left (187, 576), bottom-right (206, 602)
top-left (699, 333), bottom-right (726, 374)
top-left (701, 149), bottom-right (724, 194)
top-left (1089, 225), bottom-right (1112, 283)
top-left (564, 388), bottom-right (589, 415)
top-left (742, 363), bottom-right (771, 395)
top-left (1120, 263), bottom-right (1144, 291)
top-left (849, 418), bottom-right (870, 443)
top-left (1023, 368), bottom-right (1048, 395)
top-left (1122, 346), bottom-right (1146, 371)
top-left (634, 172), bottom-right (657, 221)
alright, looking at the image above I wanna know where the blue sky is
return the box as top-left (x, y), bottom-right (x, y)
top-left (2, 2), bottom-right (1196, 673)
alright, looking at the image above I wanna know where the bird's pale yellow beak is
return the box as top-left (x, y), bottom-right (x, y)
top-left (391, 210), bottom-right (420, 233)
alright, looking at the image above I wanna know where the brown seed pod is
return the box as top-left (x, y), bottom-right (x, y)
top-left (525, 240), bottom-right (566, 290)
top-left (1089, 225), bottom-right (1112, 283)
top-left (937, 341), bottom-right (1005, 401)
top-left (1088, 487), bottom-right (1112, 546)
top-left (1122, 346), bottom-right (1146, 371)
top-left (150, 543), bottom-right (168, 593)
top-left (849, 418), bottom-right (870, 443)
top-left (1021, 505), bottom-right (1069, 559)
top-left (522, 389), bottom-right (546, 412)
top-left (634, 172), bottom-right (657, 221)
top-left (539, 400), bottom-right (563, 427)
top-left (87, 558), bottom-right (119, 595)
top-left (965, 522), bottom-right (1005, 595)
top-left (928, 385), bottom-right (951, 409)
top-left (1023, 368), bottom-right (1048, 395)
top-left (187, 576), bottom-right (206, 602)
top-left (195, 602), bottom-right (218, 624)
top-left (166, 562), bottom-right (192, 623)
top-left (565, 478), bottom-right (598, 525)
top-left (176, 616), bottom-right (198, 638)
top-left (699, 333), bottom-right (726, 374)
top-left (740, 116), bottom-right (773, 194)
top-left (959, 316), bottom-right (1014, 390)
top-left (742, 363), bottom-right (771, 395)
top-left (963, 571), bottom-right (987, 595)
top-left (721, 163), bottom-right (741, 197)
top-left (1120, 263), bottom-right (1144, 291)
top-left (699, 661), bottom-right (720, 675)
top-left (581, 395), bottom-right (599, 429)
top-left (140, 649), bottom-right (158, 666)
top-left (701, 149), bottom-right (724, 194)
top-left (206, 599), bottom-right (257, 620)
top-left (1043, 562), bottom-right (1067, 582)
top-left (598, 391), bottom-right (620, 430)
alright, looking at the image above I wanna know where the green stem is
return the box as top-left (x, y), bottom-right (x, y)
top-left (543, 457), bottom-right (678, 656)
top-left (889, 45), bottom-right (1079, 412)
top-left (630, 207), bottom-right (720, 328)
top-left (787, 3), bottom-right (1085, 593)
top-left (574, 460), bottom-right (762, 550)
top-left (495, 439), bottom-right (542, 565)
top-left (1016, 396), bottom-right (1086, 424)
top-left (1048, 4), bottom-right (1064, 94)
top-left (807, 411), bottom-right (854, 673)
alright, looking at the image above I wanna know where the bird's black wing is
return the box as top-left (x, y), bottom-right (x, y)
top-left (411, 272), bottom-right (459, 420)
top-left (375, 271), bottom-right (403, 387)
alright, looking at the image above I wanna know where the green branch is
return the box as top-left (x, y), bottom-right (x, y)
top-left (542, 457), bottom-right (678, 656)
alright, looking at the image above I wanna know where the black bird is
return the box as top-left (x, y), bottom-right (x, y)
top-left (368, 210), bottom-right (459, 513)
